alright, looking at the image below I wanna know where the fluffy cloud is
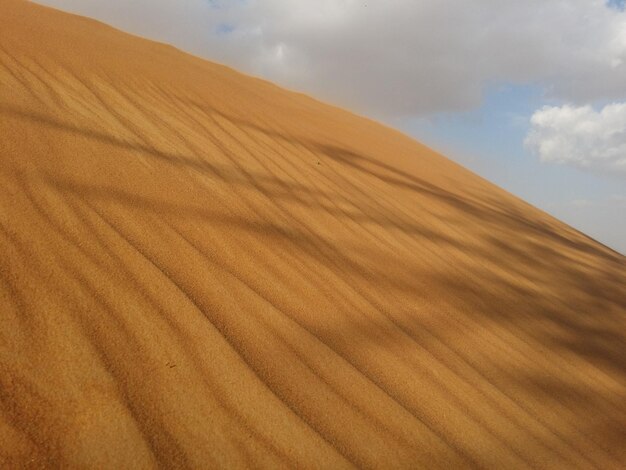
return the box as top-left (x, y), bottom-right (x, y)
top-left (36, 0), bottom-right (626, 118)
top-left (525, 103), bottom-right (626, 174)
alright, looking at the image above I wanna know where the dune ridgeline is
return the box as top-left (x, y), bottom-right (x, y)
top-left (1, 0), bottom-right (625, 468)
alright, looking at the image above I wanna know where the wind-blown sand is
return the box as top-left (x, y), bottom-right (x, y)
top-left (1, 0), bottom-right (625, 467)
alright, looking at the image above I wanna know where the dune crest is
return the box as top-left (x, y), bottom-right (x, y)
top-left (1, 0), bottom-right (625, 467)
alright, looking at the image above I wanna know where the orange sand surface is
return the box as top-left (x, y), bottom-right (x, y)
top-left (1, 0), bottom-right (625, 467)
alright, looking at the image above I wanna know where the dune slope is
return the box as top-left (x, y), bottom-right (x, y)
top-left (1, 0), bottom-right (625, 467)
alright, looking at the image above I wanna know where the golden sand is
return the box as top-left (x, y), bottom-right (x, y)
top-left (1, 0), bottom-right (625, 467)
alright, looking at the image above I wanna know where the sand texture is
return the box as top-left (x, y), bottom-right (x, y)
top-left (1, 0), bottom-right (626, 468)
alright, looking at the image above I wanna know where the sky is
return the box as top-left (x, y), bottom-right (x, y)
top-left (36, 0), bottom-right (626, 254)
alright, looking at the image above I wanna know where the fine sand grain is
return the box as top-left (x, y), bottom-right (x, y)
top-left (1, 0), bottom-right (625, 468)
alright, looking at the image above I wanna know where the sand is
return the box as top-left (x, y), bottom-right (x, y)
top-left (0, 0), bottom-right (625, 467)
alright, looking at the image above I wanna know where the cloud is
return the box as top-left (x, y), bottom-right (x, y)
top-left (610, 194), bottom-right (626, 204)
top-left (36, 0), bottom-right (626, 118)
top-left (525, 103), bottom-right (626, 175)
top-left (571, 199), bottom-right (594, 208)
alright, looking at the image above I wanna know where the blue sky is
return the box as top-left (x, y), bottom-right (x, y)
top-left (38, 0), bottom-right (626, 253)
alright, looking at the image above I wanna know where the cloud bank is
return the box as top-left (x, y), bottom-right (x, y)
top-left (526, 103), bottom-right (626, 175)
top-left (37, 0), bottom-right (626, 118)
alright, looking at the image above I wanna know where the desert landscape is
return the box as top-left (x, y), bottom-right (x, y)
top-left (1, 0), bottom-right (626, 467)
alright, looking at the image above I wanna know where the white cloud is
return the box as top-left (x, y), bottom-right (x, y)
top-left (36, 0), bottom-right (626, 118)
top-left (610, 194), bottom-right (626, 204)
top-left (525, 103), bottom-right (626, 174)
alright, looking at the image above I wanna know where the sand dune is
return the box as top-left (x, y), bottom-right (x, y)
top-left (1, 0), bottom-right (625, 467)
